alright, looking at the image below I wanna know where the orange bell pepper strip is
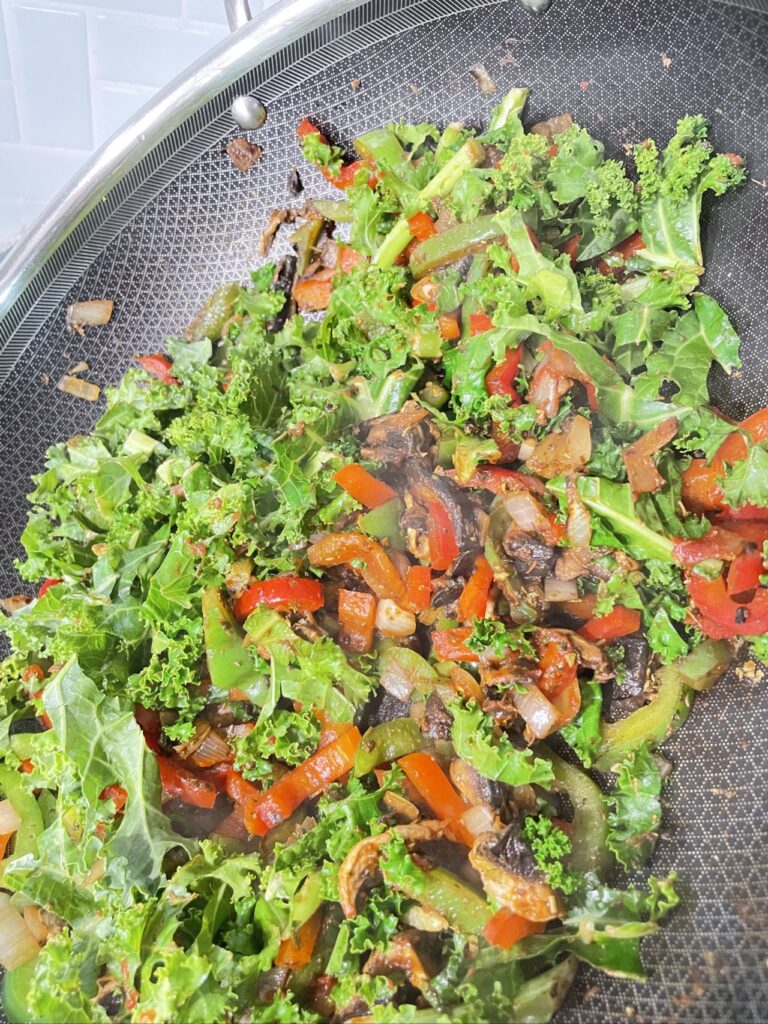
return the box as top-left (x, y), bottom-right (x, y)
top-left (483, 908), bottom-right (545, 949)
top-left (427, 500), bottom-right (460, 571)
top-left (458, 556), bottom-right (494, 623)
top-left (308, 533), bottom-right (404, 601)
top-left (401, 565), bottom-right (431, 613)
top-left (225, 766), bottom-right (261, 806)
top-left (438, 314), bottom-right (461, 341)
top-left (469, 312), bottom-right (494, 335)
top-left (244, 727), bottom-right (361, 836)
top-left (398, 751), bottom-right (474, 846)
top-left (293, 276), bottom-right (333, 312)
top-left (0, 833), bottom-right (12, 860)
top-left (432, 626), bottom-right (479, 663)
top-left (337, 589), bottom-right (377, 653)
top-left (156, 757), bottom-right (218, 809)
top-left (407, 211), bottom-right (437, 242)
top-left (275, 909), bottom-right (324, 969)
top-left (332, 464), bottom-right (397, 509)
top-left (578, 606), bottom-right (642, 642)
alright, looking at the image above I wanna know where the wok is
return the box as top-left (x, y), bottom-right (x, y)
top-left (0, 0), bottom-right (767, 1020)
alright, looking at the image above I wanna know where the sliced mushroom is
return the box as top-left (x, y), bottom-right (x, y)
top-left (338, 821), bottom-right (444, 919)
top-left (450, 758), bottom-right (507, 809)
top-left (469, 831), bottom-right (562, 922)
top-left (382, 791), bottom-right (420, 824)
top-left (364, 930), bottom-right (433, 991)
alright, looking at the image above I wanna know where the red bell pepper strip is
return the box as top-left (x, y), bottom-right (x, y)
top-left (233, 576), bottom-right (324, 621)
top-left (297, 117), bottom-right (326, 140)
top-left (214, 809), bottom-right (251, 841)
top-left (337, 589), bottom-right (376, 653)
top-left (293, 276), bottom-right (333, 312)
top-left (483, 908), bottom-right (545, 949)
top-left (485, 345), bottom-right (523, 402)
top-left (674, 523), bottom-right (768, 566)
top-left (453, 466), bottom-right (546, 497)
top-left (716, 504), bottom-right (768, 523)
top-left (427, 500), bottom-right (460, 571)
top-left (536, 637), bottom-right (581, 725)
top-left (407, 211), bottom-right (437, 242)
top-left (727, 551), bottom-right (765, 599)
top-left (432, 626), bottom-right (479, 663)
top-left (225, 766), bottom-right (261, 806)
top-left (308, 532), bottom-right (404, 601)
top-left (99, 784), bottom-right (128, 814)
top-left (398, 751), bottom-right (474, 846)
top-left (156, 757), bottom-right (218, 809)
top-left (578, 606), bottom-right (642, 641)
top-left (469, 312), bottom-right (494, 335)
top-left (438, 314), bottom-right (461, 340)
top-left (136, 354), bottom-right (180, 386)
top-left (401, 565), bottom-right (431, 613)
top-left (275, 909), bottom-right (324, 969)
top-left (458, 556), bottom-right (494, 623)
top-left (244, 727), bottom-right (361, 836)
top-left (296, 119), bottom-right (377, 190)
top-left (37, 577), bottom-right (63, 598)
top-left (687, 571), bottom-right (768, 637)
top-left (597, 232), bottom-right (646, 276)
top-left (332, 464), bottom-right (397, 508)
top-left (560, 234), bottom-right (581, 267)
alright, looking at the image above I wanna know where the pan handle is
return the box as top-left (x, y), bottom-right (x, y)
top-left (224, 0), bottom-right (252, 32)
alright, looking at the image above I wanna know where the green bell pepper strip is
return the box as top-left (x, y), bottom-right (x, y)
top-left (3, 959), bottom-right (39, 1024)
top-left (0, 764), bottom-right (43, 871)
top-left (354, 718), bottom-right (425, 777)
top-left (383, 853), bottom-right (492, 935)
top-left (358, 498), bottom-right (406, 551)
top-left (202, 588), bottom-right (267, 701)
top-left (290, 217), bottom-right (325, 277)
top-left (543, 748), bottom-right (609, 879)
top-left (310, 198), bottom-right (353, 222)
top-left (673, 639), bottom-right (732, 691)
top-left (595, 664), bottom-right (684, 772)
top-left (186, 281), bottom-right (240, 341)
top-left (372, 138), bottom-right (486, 269)
top-left (409, 214), bottom-right (505, 280)
top-left (512, 956), bottom-right (577, 1024)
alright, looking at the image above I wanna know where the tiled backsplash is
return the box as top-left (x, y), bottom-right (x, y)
top-left (0, 0), bottom-right (280, 249)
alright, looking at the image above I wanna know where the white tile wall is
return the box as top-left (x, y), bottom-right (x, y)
top-left (0, 0), bottom-right (280, 249)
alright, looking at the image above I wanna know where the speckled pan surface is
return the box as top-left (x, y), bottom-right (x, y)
top-left (1, 0), bottom-right (767, 1020)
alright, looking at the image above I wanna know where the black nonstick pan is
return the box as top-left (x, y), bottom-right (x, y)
top-left (0, 0), bottom-right (766, 1020)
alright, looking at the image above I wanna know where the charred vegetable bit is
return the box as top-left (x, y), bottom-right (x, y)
top-left (0, 85), bottom-right (759, 1024)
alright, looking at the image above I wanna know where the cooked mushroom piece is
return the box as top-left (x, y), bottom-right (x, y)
top-left (469, 828), bottom-right (562, 921)
top-left (363, 930), bottom-right (434, 991)
top-left (359, 401), bottom-right (434, 465)
top-left (450, 758), bottom-right (507, 809)
top-left (338, 821), bottom-right (444, 919)
top-left (503, 531), bottom-right (558, 581)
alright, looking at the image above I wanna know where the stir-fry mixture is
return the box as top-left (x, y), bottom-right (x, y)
top-left (1, 87), bottom-right (765, 1024)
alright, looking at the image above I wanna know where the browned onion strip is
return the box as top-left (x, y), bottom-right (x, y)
top-left (622, 416), bottom-right (679, 495)
top-left (66, 299), bottom-right (113, 334)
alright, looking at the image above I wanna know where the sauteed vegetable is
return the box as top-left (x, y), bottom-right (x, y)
top-left (1, 87), bottom-right (763, 1023)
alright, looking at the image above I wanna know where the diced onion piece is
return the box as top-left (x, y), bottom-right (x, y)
top-left (0, 894), bottom-right (40, 970)
top-left (66, 299), bottom-right (114, 333)
top-left (0, 799), bottom-right (21, 835)
top-left (189, 728), bottom-right (232, 768)
top-left (456, 802), bottom-right (496, 840)
top-left (0, 595), bottom-right (30, 616)
top-left (404, 905), bottom-right (450, 932)
top-left (518, 438), bottom-right (536, 462)
top-left (57, 375), bottom-right (101, 401)
top-left (375, 599), bottom-right (416, 637)
top-left (512, 685), bottom-right (560, 740)
top-left (543, 577), bottom-right (579, 603)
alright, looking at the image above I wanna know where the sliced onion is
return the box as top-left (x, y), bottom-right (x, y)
top-left (543, 577), bottom-right (579, 603)
top-left (66, 299), bottom-right (114, 333)
top-left (526, 415), bottom-right (592, 480)
top-left (504, 492), bottom-right (544, 532)
top-left (512, 685), bottom-right (560, 740)
top-left (189, 728), bottom-right (232, 768)
top-left (57, 375), bottom-right (100, 401)
top-left (566, 478), bottom-right (592, 548)
top-left (23, 906), bottom-right (50, 945)
top-left (379, 646), bottom-right (437, 701)
top-left (375, 599), bottom-right (416, 637)
top-left (0, 799), bottom-right (21, 834)
top-left (0, 894), bottom-right (40, 970)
